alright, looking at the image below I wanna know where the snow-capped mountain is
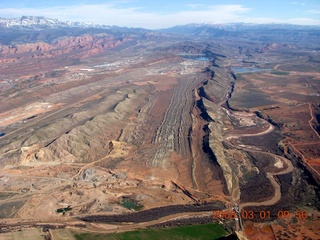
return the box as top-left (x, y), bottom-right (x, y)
top-left (0, 16), bottom-right (104, 29)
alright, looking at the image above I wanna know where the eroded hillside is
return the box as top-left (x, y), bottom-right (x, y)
top-left (0, 25), bottom-right (319, 239)
top-left (0, 35), bottom-right (234, 220)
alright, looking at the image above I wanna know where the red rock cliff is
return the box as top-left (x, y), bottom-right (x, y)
top-left (0, 34), bottom-right (129, 64)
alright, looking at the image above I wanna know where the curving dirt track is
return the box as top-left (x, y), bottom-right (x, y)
top-left (225, 123), bottom-right (274, 141)
top-left (224, 110), bottom-right (294, 209)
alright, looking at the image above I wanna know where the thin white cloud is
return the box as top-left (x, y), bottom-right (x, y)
top-left (285, 17), bottom-right (320, 25)
top-left (0, 4), bottom-right (251, 29)
top-left (291, 2), bottom-right (306, 6)
top-left (307, 9), bottom-right (320, 14)
top-left (241, 17), bottom-right (320, 25)
top-left (185, 4), bottom-right (205, 9)
top-left (209, 4), bottom-right (250, 13)
top-left (0, 4), bottom-right (318, 28)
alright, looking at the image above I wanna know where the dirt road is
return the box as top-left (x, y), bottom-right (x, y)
top-left (223, 110), bottom-right (293, 209)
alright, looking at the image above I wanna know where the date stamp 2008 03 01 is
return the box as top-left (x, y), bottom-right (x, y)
top-left (212, 209), bottom-right (309, 220)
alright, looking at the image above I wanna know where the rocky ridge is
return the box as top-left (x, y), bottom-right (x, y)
top-left (0, 34), bottom-right (128, 64)
top-left (1, 87), bottom-right (149, 167)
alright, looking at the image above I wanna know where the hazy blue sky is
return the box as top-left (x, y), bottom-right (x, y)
top-left (0, 0), bottom-right (320, 28)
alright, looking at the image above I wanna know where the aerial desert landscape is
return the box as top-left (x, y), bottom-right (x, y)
top-left (0, 14), bottom-right (319, 240)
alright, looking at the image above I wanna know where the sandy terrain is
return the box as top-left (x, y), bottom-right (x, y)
top-left (0, 35), bottom-right (319, 240)
top-left (0, 41), bottom-right (228, 225)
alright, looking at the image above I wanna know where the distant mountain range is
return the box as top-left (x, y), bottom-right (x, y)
top-left (1, 16), bottom-right (320, 46)
top-left (161, 22), bottom-right (320, 32)
top-left (2, 16), bottom-right (320, 31)
top-left (160, 23), bottom-right (320, 45)
top-left (0, 16), bottom-right (156, 45)
top-left (0, 16), bottom-right (106, 29)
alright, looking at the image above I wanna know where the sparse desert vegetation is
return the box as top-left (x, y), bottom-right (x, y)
top-left (0, 16), bottom-right (319, 240)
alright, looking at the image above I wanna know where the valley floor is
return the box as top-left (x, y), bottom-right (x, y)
top-left (0, 38), bottom-right (319, 239)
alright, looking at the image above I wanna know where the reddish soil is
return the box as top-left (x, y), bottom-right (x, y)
top-left (0, 35), bottom-right (129, 74)
top-left (148, 89), bottom-right (173, 118)
top-left (230, 61), bottom-right (320, 184)
top-left (244, 221), bottom-right (275, 240)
